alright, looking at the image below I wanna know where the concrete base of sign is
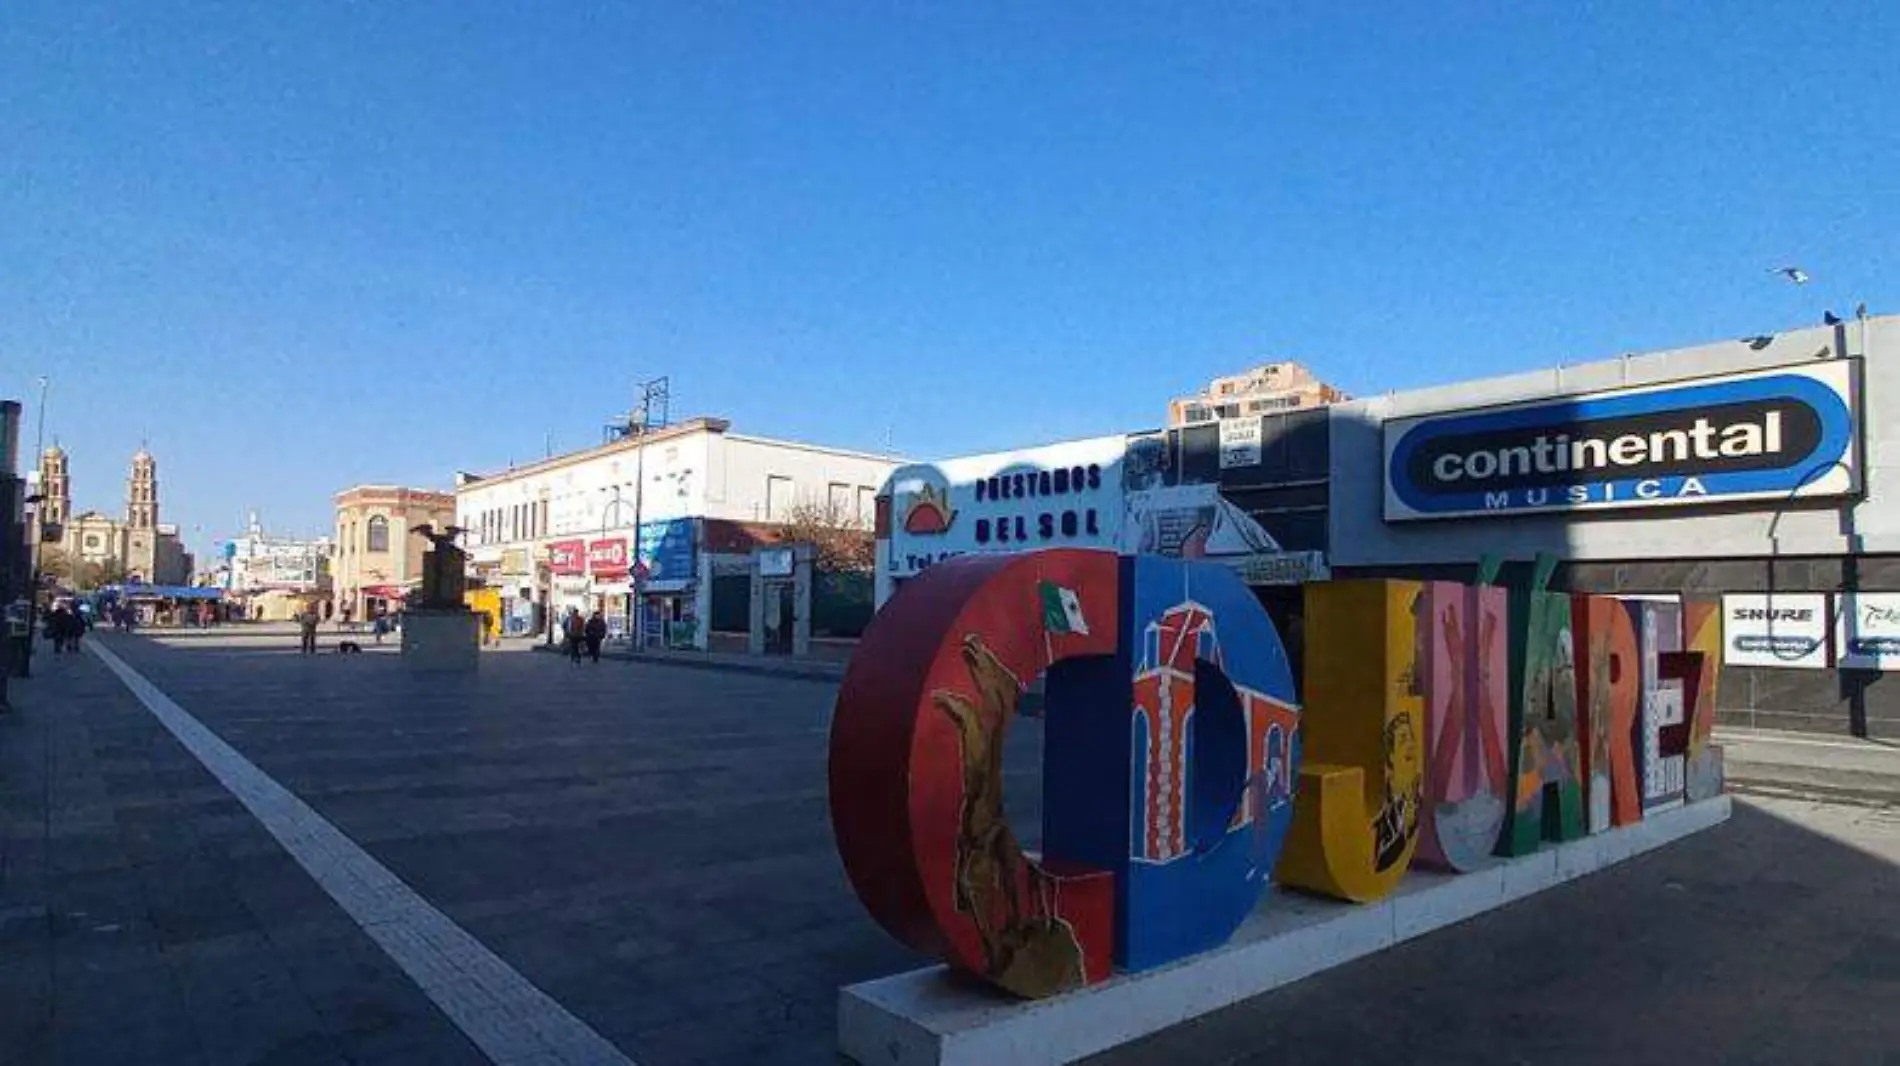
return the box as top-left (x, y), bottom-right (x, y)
top-left (400, 609), bottom-right (480, 674)
top-left (838, 795), bottom-right (1732, 1066)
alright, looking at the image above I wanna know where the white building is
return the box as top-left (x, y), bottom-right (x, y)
top-left (454, 416), bottom-right (899, 647)
top-left (221, 512), bottom-right (332, 594)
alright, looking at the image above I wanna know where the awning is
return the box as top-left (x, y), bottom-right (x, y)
top-left (359, 584), bottom-right (410, 599)
top-left (116, 584), bottom-right (224, 601)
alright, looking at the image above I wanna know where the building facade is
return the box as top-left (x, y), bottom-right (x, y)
top-left (33, 445), bottom-right (191, 587)
top-left (1329, 314), bottom-right (1896, 738)
top-left (877, 415), bottom-right (1330, 619)
top-left (220, 512), bottom-right (332, 596)
top-left (1166, 360), bottom-right (1348, 427)
top-left (454, 416), bottom-right (897, 647)
top-left (332, 486), bottom-right (457, 621)
top-left (881, 315), bottom-right (1898, 739)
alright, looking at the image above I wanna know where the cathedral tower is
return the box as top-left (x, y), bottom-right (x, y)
top-left (128, 447), bottom-right (158, 529)
top-left (37, 445), bottom-right (70, 529)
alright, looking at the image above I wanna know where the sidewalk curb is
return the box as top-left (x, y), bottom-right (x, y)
top-left (1722, 759), bottom-right (1900, 797)
top-left (529, 641), bottom-right (845, 682)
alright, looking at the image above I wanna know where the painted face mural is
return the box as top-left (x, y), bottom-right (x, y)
top-left (829, 548), bottom-right (1727, 1000)
top-left (1276, 580), bottom-right (1424, 902)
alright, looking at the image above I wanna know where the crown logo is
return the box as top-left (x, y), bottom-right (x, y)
top-left (903, 481), bottom-right (956, 535)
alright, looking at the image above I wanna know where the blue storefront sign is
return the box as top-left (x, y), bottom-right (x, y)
top-left (636, 518), bottom-right (697, 591)
top-left (1383, 361), bottom-right (1859, 521)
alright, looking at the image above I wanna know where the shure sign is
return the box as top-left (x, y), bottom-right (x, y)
top-left (1384, 361), bottom-right (1858, 520)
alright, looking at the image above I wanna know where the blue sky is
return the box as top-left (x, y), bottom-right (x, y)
top-left (3, 2), bottom-right (1894, 555)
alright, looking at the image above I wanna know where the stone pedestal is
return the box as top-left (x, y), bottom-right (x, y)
top-left (401, 608), bottom-right (480, 674)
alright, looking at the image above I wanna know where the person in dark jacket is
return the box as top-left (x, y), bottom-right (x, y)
top-left (563, 608), bottom-right (585, 663)
top-left (47, 605), bottom-right (71, 653)
top-left (584, 610), bottom-right (608, 663)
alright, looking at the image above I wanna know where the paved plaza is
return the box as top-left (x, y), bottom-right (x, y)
top-left (2, 628), bottom-right (1899, 1065)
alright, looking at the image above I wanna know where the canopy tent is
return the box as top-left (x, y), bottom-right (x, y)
top-left (359, 584), bottom-right (414, 599)
top-left (108, 584), bottom-right (225, 601)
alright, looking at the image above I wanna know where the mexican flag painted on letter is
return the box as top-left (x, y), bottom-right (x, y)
top-left (1039, 580), bottom-right (1090, 636)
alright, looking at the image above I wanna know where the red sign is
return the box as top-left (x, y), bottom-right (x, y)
top-left (588, 537), bottom-right (629, 577)
top-left (548, 539), bottom-right (587, 576)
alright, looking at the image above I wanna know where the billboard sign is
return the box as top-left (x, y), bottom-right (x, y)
top-left (547, 538), bottom-right (587, 576)
top-left (587, 537), bottom-right (629, 578)
top-left (884, 435), bottom-right (1127, 579)
top-left (1218, 418), bottom-right (1261, 468)
top-left (1837, 592), bottom-right (1900, 671)
top-left (636, 518), bottom-right (697, 591)
top-left (1721, 593), bottom-right (1830, 669)
top-left (1384, 361), bottom-right (1859, 521)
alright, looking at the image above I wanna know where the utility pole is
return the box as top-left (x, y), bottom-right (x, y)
top-left (626, 376), bottom-right (668, 650)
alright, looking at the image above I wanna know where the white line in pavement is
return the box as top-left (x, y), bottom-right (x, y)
top-left (87, 641), bottom-right (637, 1066)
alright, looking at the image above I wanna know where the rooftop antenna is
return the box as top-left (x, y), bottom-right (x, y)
top-left (602, 376), bottom-right (672, 443)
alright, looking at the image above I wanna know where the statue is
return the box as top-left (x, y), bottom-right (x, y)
top-left (411, 524), bottom-right (469, 609)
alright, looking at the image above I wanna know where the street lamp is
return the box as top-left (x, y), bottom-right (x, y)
top-left (600, 481), bottom-right (637, 643)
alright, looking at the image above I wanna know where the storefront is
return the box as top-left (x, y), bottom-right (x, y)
top-left (499, 547), bottom-right (536, 636)
top-left (587, 535), bottom-right (632, 640)
top-left (545, 538), bottom-right (589, 630)
top-left (635, 518), bottom-right (699, 649)
top-left (358, 583), bottom-right (410, 620)
top-left (1329, 316), bottom-right (1896, 738)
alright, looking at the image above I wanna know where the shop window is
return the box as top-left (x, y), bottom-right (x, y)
top-left (367, 516), bottom-right (389, 553)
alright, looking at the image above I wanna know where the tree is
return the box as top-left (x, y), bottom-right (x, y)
top-left (38, 545), bottom-right (73, 587)
top-left (778, 498), bottom-right (875, 573)
top-left (78, 558), bottom-right (127, 590)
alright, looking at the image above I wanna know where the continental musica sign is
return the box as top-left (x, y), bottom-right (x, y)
top-left (828, 549), bottom-right (1727, 999)
top-left (1384, 361), bottom-right (1859, 521)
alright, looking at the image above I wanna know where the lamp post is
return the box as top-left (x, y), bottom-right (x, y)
top-left (599, 484), bottom-right (625, 639)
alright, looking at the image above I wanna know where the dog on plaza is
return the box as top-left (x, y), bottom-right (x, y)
top-left (337, 641), bottom-right (363, 654)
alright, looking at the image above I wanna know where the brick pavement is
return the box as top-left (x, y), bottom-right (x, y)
top-left (0, 639), bottom-right (488, 1065)
top-left (5, 628), bottom-right (1900, 1066)
top-left (1, 629), bottom-right (1002, 1065)
top-left (1081, 793), bottom-right (1900, 1066)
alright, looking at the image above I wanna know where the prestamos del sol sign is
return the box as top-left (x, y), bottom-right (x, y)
top-left (1383, 361), bottom-right (1859, 521)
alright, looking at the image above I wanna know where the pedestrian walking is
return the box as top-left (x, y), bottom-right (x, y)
top-left (372, 613), bottom-right (389, 644)
top-left (563, 608), bottom-right (585, 663)
top-left (47, 605), bottom-right (71, 653)
top-left (584, 609), bottom-right (607, 663)
top-left (297, 607), bottom-right (319, 654)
